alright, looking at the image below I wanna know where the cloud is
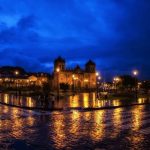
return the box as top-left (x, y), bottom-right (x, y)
top-left (17, 15), bottom-right (35, 30)
top-left (0, 0), bottom-right (149, 80)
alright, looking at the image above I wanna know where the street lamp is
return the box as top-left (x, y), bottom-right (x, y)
top-left (98, 76), bottom-right (101, 80)
top-left (113, 77), bottom-right (121, 92)
top-left (96, 72), bottom-right (99, 77)
top-left (133, 70), bottom-right (138, 76)
top-left (98, 75), bottom-right (102, 94)
top-left (132, 70), bottom-right (139, 99)
top-left (72, 74), bottom-right (75, 93)
top-left (96, 71), bottom-right (100, 98)
top-left (56, 68), bottom-right (60, 100)
top-left (14, 70), bottom-right (19, 97)
top-left (15, 71), bottom-right (19, 75)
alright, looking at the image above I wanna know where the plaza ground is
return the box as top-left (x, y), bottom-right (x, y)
top-left (1, 104), bottom-right (150, 149)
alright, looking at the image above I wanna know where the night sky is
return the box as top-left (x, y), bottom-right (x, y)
top-left (0, 0), bottom-right (150, 80)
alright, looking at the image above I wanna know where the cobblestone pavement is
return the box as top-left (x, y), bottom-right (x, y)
top-left (1, 104), bottom-right (150, 150)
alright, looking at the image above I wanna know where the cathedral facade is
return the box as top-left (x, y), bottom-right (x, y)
top-left (52, 57), bottom-right (97, 91)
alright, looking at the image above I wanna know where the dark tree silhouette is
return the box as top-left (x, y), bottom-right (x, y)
top-left (60, 83), bottom-right (69, 92)
top-left (119, 75), bottom-right (137, 90)
top-left (141, 81), bottom-right (150, 94)
top-left (41, 82), bottom-right (52, 109)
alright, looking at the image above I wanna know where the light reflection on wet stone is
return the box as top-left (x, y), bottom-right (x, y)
top-left (1, 104), bottom-right (150, 149)
top-left (1, 93), bottom-right (150, 110)
top-left (131, 106), bottom-right (144, 131)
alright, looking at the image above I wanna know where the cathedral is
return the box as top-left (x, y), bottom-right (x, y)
top-left (52, 56), bottom-right (97, 91)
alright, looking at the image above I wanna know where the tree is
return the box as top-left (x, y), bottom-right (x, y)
top-left (141, 81), bottom-right (150, 94)
top-left (41, 82), bottom-right (52, 109)
top-left (60, 83), bottom-right (69, 92)
top-left (119, 75), bottom-right (137, 90)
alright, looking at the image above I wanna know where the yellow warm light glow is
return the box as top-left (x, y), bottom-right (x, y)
top-left (70, 110), bottom-right (80, 134)
top-left (75, 77), bottom-right (78, 80)
top-left (138, 98), bottom-right (145, 104)
top-left (90, 110), bottom-right (105, 141)
top-left (83, 93), bottom-right (89, 108)
top-left (113, 100), bottom-right (120, 106)
top-left (56, 68), bottom-right (60, 72)
top-left (131, 106), bottom-right (144, 131)
top-left (15, 71), bottom-right (19, 75)
top-left (4, 94), bottom-right (9, 103)
top-left (113, 77), bottom-right (121, 82)
top-left (52, 114), bottom-right (65, 149)
top-left (84, 79), bottom-right (89, 82)
top-left (72, 75), bottom-right (78, 80)
top-left (10, 108), bottom-right (24, 139)
top-left (27, 97), bottom-right (33, 107)
top-left (111, 108), bottom-right (122, 137)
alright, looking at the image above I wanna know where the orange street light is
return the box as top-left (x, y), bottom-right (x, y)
top-left (84, 79), bottom-right (89, 82)
top-left (15, 70), bottom-right (19, 75)
top-left (56, 68), bottom-right (60, 73)
top-left (14, 70), bottom-right (19, 97)
top-left (113, 77), bottom-right (121, 82)
top-left (56, 68), bottom-right (60, 100)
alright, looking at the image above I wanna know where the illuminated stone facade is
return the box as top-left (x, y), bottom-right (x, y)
top-left (0, 73), bottom-right (49, 88)
top-left (52, 57), bottom-right (96, 90)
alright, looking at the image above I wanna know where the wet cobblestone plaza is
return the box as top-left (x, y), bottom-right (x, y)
top-left (1, 104), bottom-right (150, 150)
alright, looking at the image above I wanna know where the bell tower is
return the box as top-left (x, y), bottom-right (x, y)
top-left (85, 60), bottom-right (96, 73)
top-left (54, 56), bottom-right (66, 72)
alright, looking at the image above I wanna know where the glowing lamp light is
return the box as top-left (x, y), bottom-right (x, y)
top-left (96, 72), bottom-right (99, 76)
top-left (15, 71), bottom-right (19, 75)
top-left (113, 77), bottom-right (121, 82)
top-left (113, 77), bottom-right (117, 81)
top-left (75, 77), bottom-right (78, 80)
top-left (56, 68), bottom-right (60, 72)
top-left (133, 70), bottom-right (138, 76)
top-left (98, 76), bottom-right (101, 80)
top-left (84, 79), bottom-right (89, 82)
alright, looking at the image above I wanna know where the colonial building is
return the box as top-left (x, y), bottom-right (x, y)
top-left (52, 56), bottom-right (97, 90)
top-left (0, 66), bottom-right (50, 88)
top-left (0, 58), bottom-right (97, 91)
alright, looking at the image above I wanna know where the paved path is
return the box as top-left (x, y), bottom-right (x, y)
top-left (1, 104), bottom-right (150, 150)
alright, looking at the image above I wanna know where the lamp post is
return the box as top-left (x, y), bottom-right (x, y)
top-left (72, 74), bottom-right (75, 93)
top-left (98, 75), bottom-right (102, 99)
top-left (132, 70), bottom-right (138, 99)
top-left (96, 72), bottom-right (99, 98)
top-left (56, 68), bottom-right (60, 100)
top-left (84, 79), bottom-right (89, 91)
top-left (113, 77), bottom-right (121, 93)
top-left (98, 75), bottom-right (101, 90)
top-left (14, 71), bottom-right (19, 98)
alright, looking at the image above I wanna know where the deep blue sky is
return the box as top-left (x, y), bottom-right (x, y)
top-left (0, 0), bottom-right (150, 80)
